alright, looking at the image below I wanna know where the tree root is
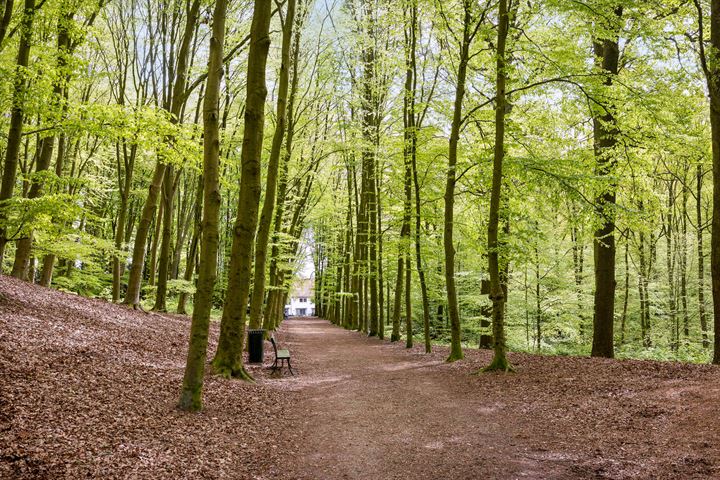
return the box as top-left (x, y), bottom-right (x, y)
top-left (211, 360), bottom-right (255, 382)
top-left (445, 351), bottom-right (464, 363)
top-left (481, 354), bottom-right (515, 373)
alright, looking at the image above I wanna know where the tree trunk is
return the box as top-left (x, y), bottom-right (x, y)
top-left (590, 6), bottom-right (622, 358)
top-left (696, 163), bottom-right (709, 347)
top-left (0, 0), bottom-right (36, 265)
top-left (179, 0), bottom-right (227, 412)
top-left (248, 0), bottom-right (296, 329)
top-left (153, 165), bottom-right (177, 312)
top-left (112, 142), bottom-right (137, 301)
top-left (443, 1), bottom-right (474, 363)
top-left (484, 0), bottom-right (512, 372)
top-left (123, 0), bottom-right (201, 307)
top-left (177, 174), bottom-right (203, 314)
top-left (212, 0), bottom-right (272, 379)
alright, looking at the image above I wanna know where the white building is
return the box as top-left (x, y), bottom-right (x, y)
top-left (284, 278), bottom-right (315, 317)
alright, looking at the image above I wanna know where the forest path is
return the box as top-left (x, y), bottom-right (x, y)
top-left (276, 317), bottom-right (574, 479)
top-left (274, 317), bottom-right (720, 480)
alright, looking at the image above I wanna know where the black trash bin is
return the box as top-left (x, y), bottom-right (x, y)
top-left (247, 329), bottom-right (265, 363)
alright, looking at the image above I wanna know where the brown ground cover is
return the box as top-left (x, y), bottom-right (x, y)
top-left (2, 274), bottom-right (720, 479)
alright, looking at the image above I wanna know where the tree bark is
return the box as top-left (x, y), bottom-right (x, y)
top-left (248, 0), bottom-right (297, 329)
top-left (443, 0), bottom-right (474, 363)
top-left (696, 163), bottom-right (709, 347)
top-left (179, 0), bottom-right (227, 412)
top-left (212, 0), bottom-right (272, 379)
top-left (123, 0), bottom-right (200, 307)
top-left (484, 0), bottom-right (512, 372)
top-left (590, 6), bottom-right (622, 358)
top-left (0, 0), bottom-right (36, 265)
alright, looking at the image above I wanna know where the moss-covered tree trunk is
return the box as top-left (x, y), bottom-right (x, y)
top-left (212, 0), bottom-right (272, 379)
top-left (0, 0), bottom-right (36, 266)
top-left (249, 0), bottom-right (297, 330)
top-left (178, 0), bottom-right (227, 412)
top-left (484, 0), bottom-right (513, 372)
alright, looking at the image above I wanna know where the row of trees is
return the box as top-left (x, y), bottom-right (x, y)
top-left (0, 0), bottom-right (335, 410)
top-left (310, 0), bottom-right (720, 369)
top-left (3, 0), bottom-right (720, 408)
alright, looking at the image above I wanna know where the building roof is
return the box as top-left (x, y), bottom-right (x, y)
top-left (291, 278), bottom-right (314, 299)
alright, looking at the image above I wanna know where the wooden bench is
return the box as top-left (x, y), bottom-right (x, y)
top-left (270, 335), bottom-right (294, 376)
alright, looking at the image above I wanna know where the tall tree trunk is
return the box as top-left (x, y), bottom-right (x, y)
top-left (12, 8), bottom-right (76, 279)
top-left (0, 0), bottom-right (36, 265)
top-left (0, 0), bottom-right (14, 50)
top-left (443, 0), bottom-right (474, 363)
top-left (377, 162), bottom-right (385, 339)
top-left (620, 240), bottom-right (629, 345)
top-left (212, 0), bottom-right (272, 379)
top-left (484, 0), bottom-right (512, 372)
top-left (406, 2), bottom-right (431, 351)
top-left (177, 174), bottom-right (203, 314)
top-left (148, 197), bottom-right (164, 286)
top-left (590, 6), bottom-right (622, 358)
top-left (680, 176), bottom-right (690, 340)
top-left (123, 0), bottom-right (201, 307)
top-left (404, 255), bottom-right (412, 348)
top-left (179, 0), bottom-right (227, 412)
top-left (112, 142), bottom-right (137, 301)
top-left (152, 166), bottom-right (176, 311)
top-left (696, 163), bottom-right (709, 347)
top-left (696, 0), bottom-right (720, 365)
top-left (248, 0), bottom-right (297, 329)
top-left (665, 181), bottom-right (677, 349)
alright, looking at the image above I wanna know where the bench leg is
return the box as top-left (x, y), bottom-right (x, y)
top-left (287, 358), bottom-right (294, 376)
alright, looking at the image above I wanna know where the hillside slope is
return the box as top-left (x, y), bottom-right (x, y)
top-left (0, 275), bottom-right (295, 479)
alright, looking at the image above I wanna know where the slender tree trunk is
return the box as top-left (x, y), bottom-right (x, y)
top-left (570, 213), bottom-right (585, 337)
top-left (123, 0), bottom-right (200, 307)
top-left (112, 143), bottom-right (137, 301)
top-left (177, 174), bottom-right (203, 314)
top-left (535, 246), bottom-right (541, 350)
top-left (377, 165), bottom-right (385, 339)
top-left (153, 166), bottom-right (177, 311)
top-left (148, 194), bottom-right (164, 286)
top-left (620, 240), bottom-right (629, 345)
top-left (680, 177), bottom-right (690, 340)
top-left (0, 0), bottom-right (36, 265)
top-left (404, 255), bottom-right (412, 348)
top-left (249, 0), bottom-right (297, 329)
top-left (484, 0), bottom-right (512, 371)
top-left (443, 1), bottom-right (474, 363)
top-left (212, 0), bottom-right (272, 379)
top-left (0, 0), bottom-right (14, 50)
top-left (391, 237), bottom-right (405, 342)
top-left (179, 0), bottom-right (227, 412)
top-left (696, 163), bottom-right (709, 347)
top-left (590, 6), bottom-right (622, 358)
top-left (666, 182), bottom-right (677, 349)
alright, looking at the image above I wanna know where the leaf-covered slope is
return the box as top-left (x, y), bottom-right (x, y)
top-left (0, 275), bottom-right (294, 479)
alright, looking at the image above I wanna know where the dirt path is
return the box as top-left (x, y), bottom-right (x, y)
top-left (275, 317), bottom-right (720, 480)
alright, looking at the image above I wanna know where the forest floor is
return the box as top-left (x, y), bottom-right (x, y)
top-left (278, 318), bottom-right (720, 479)
top-left (2, 275), bottom-right (720, 479)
